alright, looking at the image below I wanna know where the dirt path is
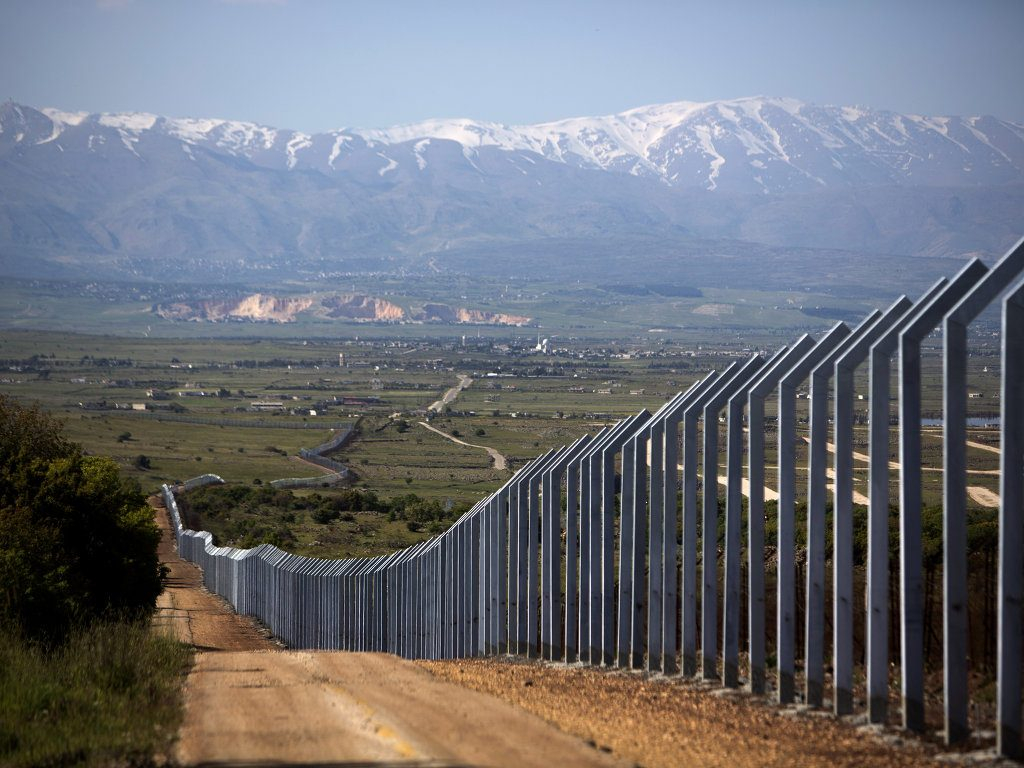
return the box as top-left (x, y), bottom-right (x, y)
top-left (428, 373), bottom-right (473, 413)
top-left (151, 496), bottom-right (951, 768)
top-left (968, 485), bottom-right (1000, 507)
top-left (923, 428), bottom-right (1001, 455)
top-left (419, 420), bottom-right (508, 471)
top-left (152, 497), bottom-right (620, 767)
top-left (177, 651), bottom-right (626, 767)
top-left (151, 496), bottom-right (277, 651)
top-left (289, 453), bottom-right (338, 474)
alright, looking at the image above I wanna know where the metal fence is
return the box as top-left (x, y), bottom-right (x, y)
top-left (269, 426), bottom-right (354, 488)
top-left (171, 473), bottom-right (226, 493)
top-left (140, 413), bottom-right (352, 429)
top-left (163, 236), bottom-right (1024, 759)
top-left (269, 471), bottom-right (349, 489)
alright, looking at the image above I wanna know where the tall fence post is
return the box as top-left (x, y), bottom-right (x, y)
top-left (661, 374), bottom-right (723, 676)
top-left (776, 323), bottom-right (851, 703)
top-left (897, 259), bottom-right (987, 731)
top-left (943, 240), bottom-right (1024, 743)
top-left (744, 336), bottom-right (815, 694)
top-left (830, 295), bottom-right (917, 714)
top-left (723, 349), bottom-right (789, 687)
top-left (600, 412), bottom-right (651, 666)
top-left (682, 363), bottom-right (741, 676)
top-left (803, 310), bottom-right (882, 706)
top-left (701, 354), bottom-right (767, 681)
top-left (999, 278), bottom-right (1024, 759)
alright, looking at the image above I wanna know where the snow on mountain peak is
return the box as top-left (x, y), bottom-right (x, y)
top-left (97, 112), bottom-right (158, 131)
top-left (8, 97), bottom-right (1023, 193)
top-left (41, 108), bottom-right (89, 127)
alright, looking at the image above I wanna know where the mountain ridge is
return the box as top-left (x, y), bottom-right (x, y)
top-left (1, 97), bottom-right (1022, 285)
top-left (12, 95), bottom-right (1024, 194)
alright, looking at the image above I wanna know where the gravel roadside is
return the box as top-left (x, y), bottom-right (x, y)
top-left (420, 657), bottom-right (940, 768)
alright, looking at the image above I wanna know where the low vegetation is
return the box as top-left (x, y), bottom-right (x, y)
top-left (0, 395), bottom-right (187, 766)
top-left (0, 622), bottom-right (190, 768)
top-left (177, 483), bottom-right (472, 558)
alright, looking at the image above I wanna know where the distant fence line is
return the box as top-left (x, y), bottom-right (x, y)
top-left (269, 470), bottom-right (349, 489)
top-left (171, 474), bottom-right (226, 493)
top-left (138, 412), bottom-right (351, 430)
top-left (270, 425), bottom-right (355, 489)
top-left (164, 236), bottom-right (1024, 759)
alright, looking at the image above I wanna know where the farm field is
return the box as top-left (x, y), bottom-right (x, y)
top-left (0, 326), bottom-right (1004, 516)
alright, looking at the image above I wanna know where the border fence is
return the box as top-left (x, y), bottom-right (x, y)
top-left (270, 425), bottom-right (355, 489)
top-left (163, 236), bottom-right (1024, 758)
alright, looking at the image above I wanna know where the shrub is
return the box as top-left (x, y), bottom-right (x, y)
top-left (0, 396), bottom-right (162, 643)
top-left (311, 507), bottom-right (339, 524)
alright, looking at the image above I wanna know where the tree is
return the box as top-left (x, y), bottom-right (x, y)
top-left (0, 395), bottom-right (162, 643)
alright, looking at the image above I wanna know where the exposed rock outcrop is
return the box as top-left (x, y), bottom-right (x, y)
top-left (418, 303), bottom-right (530, 325)
top-left (154, 293), bottom-right (529, 325)
top-left (455, 308), bottom-right (531, 326)
top-left (322, 294), bottom-right (405, 321)
top-left (155, 293), bottom-right (314, 322)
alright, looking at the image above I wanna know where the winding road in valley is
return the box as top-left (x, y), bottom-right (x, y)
top-left (418, 420), bottom-right (508, 471)
top-left (421, 373), bottom-right (510, 470)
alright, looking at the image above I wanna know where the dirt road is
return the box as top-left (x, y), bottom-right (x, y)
top-left (152, 496), bottom-right (276, 651)
top-left (419, 420), bottom-right (508, 471)
top-left (428, 373), bottom-right (473, 413)
top-left (152, 497), bottom-right (621, 767)
top-left (153, 496), bottom-right (943, 768)
top-left (176, 651), bottom-right (627, 767)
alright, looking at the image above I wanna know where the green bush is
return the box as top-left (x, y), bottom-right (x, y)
top-left (312, 507), bottom-right (339, 524)
top-left (0, 396), bottom-right (162, 643)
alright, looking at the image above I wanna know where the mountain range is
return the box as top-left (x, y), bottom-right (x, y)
top-left (1, 96), bottom-right (1022, 285)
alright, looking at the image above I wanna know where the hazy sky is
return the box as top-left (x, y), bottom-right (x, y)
top-left (2, 0), bottom-right (1023, 132)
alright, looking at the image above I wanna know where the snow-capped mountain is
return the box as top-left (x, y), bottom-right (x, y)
top-left (353, 97), bottom-right (1024, 192)
top-left (1, 97), bottom-right (1022, 283)
top-left (11, 96), bottom-right (1023, 193)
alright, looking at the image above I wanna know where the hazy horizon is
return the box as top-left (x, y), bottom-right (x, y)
top-left (2, 0), bottom-right (1023, 132)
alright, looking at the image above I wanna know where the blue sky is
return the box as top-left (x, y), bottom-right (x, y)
top-left (2, 0), bottom-right (1023, 131)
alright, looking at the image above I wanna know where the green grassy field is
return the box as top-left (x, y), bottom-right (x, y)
top-left (0, 327), bottom-right (1003, 518)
